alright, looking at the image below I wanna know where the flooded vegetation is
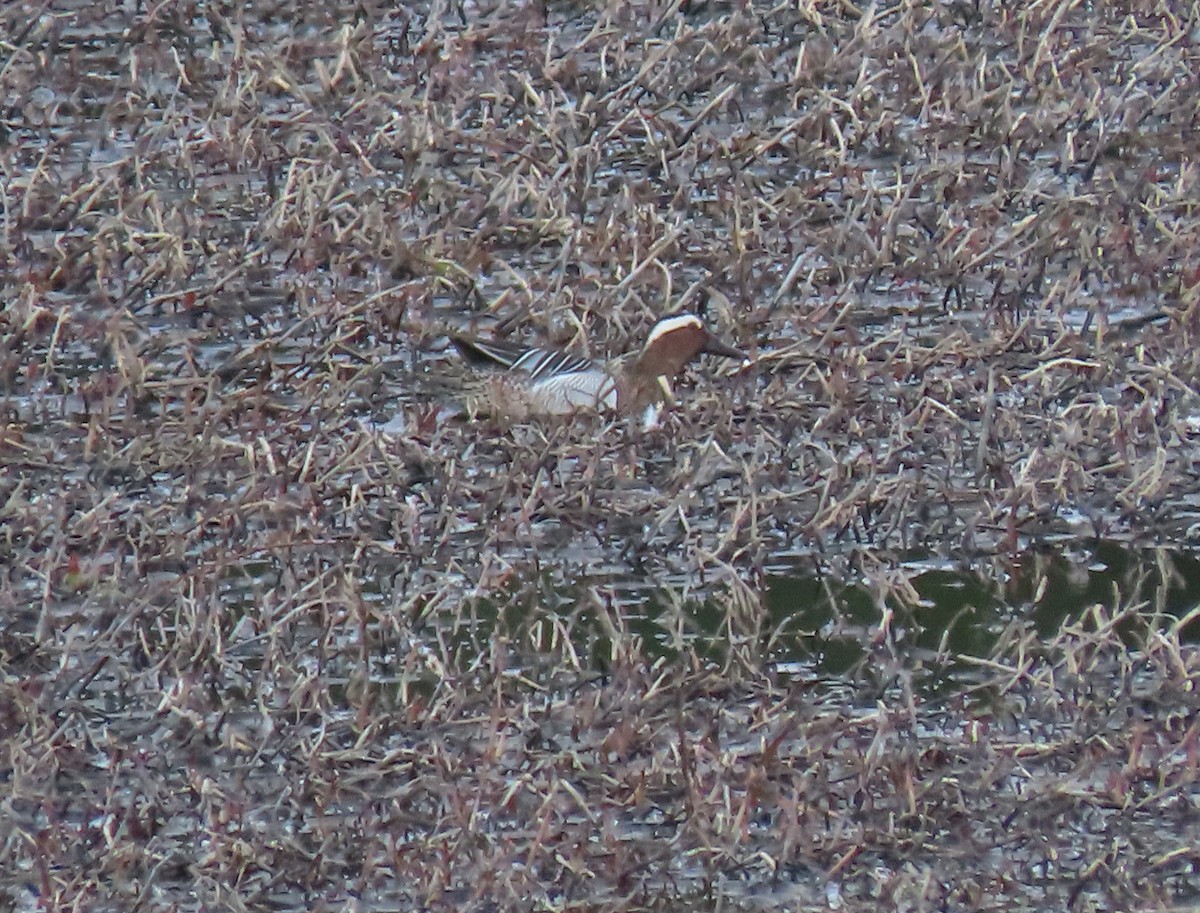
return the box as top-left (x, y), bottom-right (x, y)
top-left (4, 0), bottom-right (1200, 910)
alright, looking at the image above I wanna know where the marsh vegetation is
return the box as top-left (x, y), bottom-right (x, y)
top-left (4, 0), bottom-right (1200, 909)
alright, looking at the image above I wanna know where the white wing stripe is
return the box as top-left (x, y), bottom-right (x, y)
top-left (512, 348), bottom-right (599, 380)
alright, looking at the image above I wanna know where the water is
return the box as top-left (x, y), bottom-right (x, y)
top-left (373, 539), bottom-right (1200, 688)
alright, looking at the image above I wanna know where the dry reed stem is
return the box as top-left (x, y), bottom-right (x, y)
top-left (3, 0), bottom-right (1200, 909)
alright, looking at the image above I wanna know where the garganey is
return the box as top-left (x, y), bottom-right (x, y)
top-left (452, 313), bottom-right (749, 421)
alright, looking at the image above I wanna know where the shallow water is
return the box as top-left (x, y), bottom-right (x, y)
top-left (6, 1), bottom-right (1200, 910)
top-left (392, 538), bottom-right (1200, 685)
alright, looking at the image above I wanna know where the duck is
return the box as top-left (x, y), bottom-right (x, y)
top-left (451, 313), bottom-right (749, 421)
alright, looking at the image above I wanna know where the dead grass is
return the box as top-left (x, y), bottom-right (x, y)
top-left (3, 0), bottom-right (1200, 909)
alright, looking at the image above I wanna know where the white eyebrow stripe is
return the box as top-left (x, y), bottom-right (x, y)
top-left (645, 314), bottom-right (703, 346)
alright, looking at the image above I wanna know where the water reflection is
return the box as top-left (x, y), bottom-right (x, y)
top-left (435, 541), bottom-right (1200, 686)
top-left (768, 541), bottom-right (1200, 679)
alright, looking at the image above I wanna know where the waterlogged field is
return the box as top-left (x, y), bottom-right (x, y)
top-left (4, 1), bottom-right (1200, 910)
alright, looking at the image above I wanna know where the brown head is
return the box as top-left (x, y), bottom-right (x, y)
top-left (632, 313), bottom-right (747, 378)
top-left (616, 313), bottom-right (748, 412)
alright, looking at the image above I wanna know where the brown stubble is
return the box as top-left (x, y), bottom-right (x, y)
top-left (3, 0), bottom-right (1200, 909)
